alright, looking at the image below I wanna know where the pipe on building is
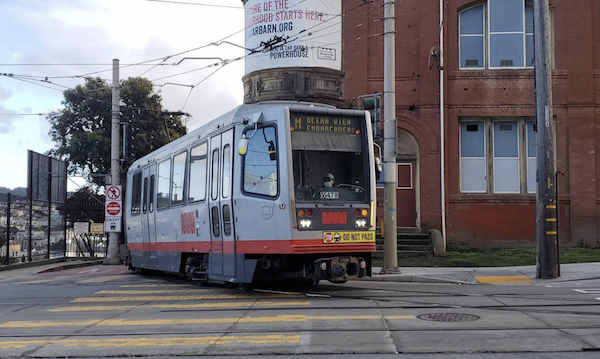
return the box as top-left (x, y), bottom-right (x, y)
top-left (439, 0), bottom-right (447, 250)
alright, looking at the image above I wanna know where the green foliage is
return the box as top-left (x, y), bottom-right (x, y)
top-left (47, 77), bottom-right (187, 186)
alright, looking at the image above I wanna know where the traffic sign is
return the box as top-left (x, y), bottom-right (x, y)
top-left (106, 185), bottom-right (122, 201)
top-left (105, 201), bottom-right (121, 216)
top-left (105, 217), bottom-right (121, 232)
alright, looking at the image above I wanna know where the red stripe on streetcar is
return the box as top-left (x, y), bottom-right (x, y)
top-left (127, 239), bottom-right (375, 254)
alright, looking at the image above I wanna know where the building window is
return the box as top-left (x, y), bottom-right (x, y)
top-left (459, 0), bottom-right (534, 69)
top-left (460, 118), bottom-right (536, 194)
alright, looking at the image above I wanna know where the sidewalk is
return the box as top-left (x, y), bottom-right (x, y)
top-left (0, 258), bottom-right (106, 276)
top-left (366, 262), bottom-right (600, 285)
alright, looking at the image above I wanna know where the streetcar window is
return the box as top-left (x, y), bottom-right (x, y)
top-left (142, 177), bottom-right (148, 214)
top-left (172, 151), bottom-right (187, 206)
top-left (130, 172), bottom-right (142, 215)
top-left (211, 149), bottom-right (219, 200)
top-left (222, 204), bottom-right (232, 236)
top-left (189, 143), bottom-right (208, 202)
top-left (222, 145), bottom-right (231, 199)
top-left (157, 159), bottom-right (171, 210)
top-left (149, 175), bottom-right (155, 212)
top-left (243, 126), bottom-right (278, 197)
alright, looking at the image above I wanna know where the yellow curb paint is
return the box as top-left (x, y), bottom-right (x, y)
top-left (0, 314), bottom-right (417, 328)
top-left (0, 334), bottom-right (301, 349)
top-left (48, 301), bottom-right (311, 312)
top-left (475, 275), bottom-right (535, 284)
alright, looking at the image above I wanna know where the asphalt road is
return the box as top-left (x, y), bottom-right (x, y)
top-left (0, 264), bottom-right (599, 358)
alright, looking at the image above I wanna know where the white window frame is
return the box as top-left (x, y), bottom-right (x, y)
top-left (459, 1), bottom-right (534, 70)
top-left (459, 120), bottom-right (487, 193)
top-left (492, 120), bottom-right (521, 193)
top-left (459, 118), bottom-right (536, 195)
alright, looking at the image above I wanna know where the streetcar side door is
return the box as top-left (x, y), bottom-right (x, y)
top-left (220, 129), bottom-right (236, 278)
top-left (142, 165), bottom-right (158, 269)
top-left (147, 165), bottom-right (158, 268)
top-left (208, 134), bottom-right (224, 276)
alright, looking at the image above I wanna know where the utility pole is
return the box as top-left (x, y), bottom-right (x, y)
top-left (105, 58), bottom-right (121, 265)
top-left (382, 0), bottom-right (399, 273)
top-left (534, 0), bottom-right (559, 279)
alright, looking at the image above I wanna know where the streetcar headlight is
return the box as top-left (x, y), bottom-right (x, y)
top-left (299, 219), bottom-right (312, 228)
top-left (355, 219), bottom-right (367, 228)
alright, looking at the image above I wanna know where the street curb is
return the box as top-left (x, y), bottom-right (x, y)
top-left (37, 260), bottom-right (106, 273)
top-left (0, 257), bottom-right (67, 272)
top-left (362, 275), bottom-right (479, 285)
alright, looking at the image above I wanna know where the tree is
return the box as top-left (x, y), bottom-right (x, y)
top-left (47, 77), bottom-right (187, 186)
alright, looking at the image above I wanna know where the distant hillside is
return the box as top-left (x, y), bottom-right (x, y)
top-left (0, 187), bottom-right (28, 197)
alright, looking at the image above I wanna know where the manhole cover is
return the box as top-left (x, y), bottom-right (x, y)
top-left (417, 313), bottom-right (480, 322)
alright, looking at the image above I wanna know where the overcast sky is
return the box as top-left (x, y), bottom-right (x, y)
top-left (0, 0), bottom-right (247, 191)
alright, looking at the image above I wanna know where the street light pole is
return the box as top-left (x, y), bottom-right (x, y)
top-left (382, 0), bottom-right (399, 273)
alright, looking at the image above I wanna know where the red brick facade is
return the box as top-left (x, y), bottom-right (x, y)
top-left (343, 0), bottom-right (600, 247)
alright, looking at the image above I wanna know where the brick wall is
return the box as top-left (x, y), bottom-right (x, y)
top-left (344, 0), bottom-right (600, 247)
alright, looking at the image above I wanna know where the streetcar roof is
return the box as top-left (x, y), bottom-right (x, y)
top-left (127, 101), bottom-right (367, 173)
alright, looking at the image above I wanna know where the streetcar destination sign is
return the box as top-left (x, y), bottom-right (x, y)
top-left (290, 112), bottom-right (361, 135)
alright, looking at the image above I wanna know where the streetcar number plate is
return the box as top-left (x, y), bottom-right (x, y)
top-left (323, 231), bottom-right (375, 244)
top-left (320, 191), bottom-right (339, 199)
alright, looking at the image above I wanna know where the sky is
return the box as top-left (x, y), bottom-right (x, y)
top-left (0, 0), bottom-right (247, 192)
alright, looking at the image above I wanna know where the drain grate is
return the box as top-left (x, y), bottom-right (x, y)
top-left (417, 313), bottom-right (480, 322)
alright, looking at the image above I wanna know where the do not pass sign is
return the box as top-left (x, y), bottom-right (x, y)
top-left (106, 201), bottom-right (121, 216)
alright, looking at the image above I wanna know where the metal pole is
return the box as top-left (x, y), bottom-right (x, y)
top-left (534, 0), bottom-right (558, 279)
top-left (105, 59), bottom-right (121, 264)
top-left (47, 156), bottom-right (52, 259)
top-left (5, 193), bottom-right (10, 264)
top-left (439, 0), bottom-right (447, 252)
top-left (382, 0), bottom-right (399, 273)
top-left (28, 151), bottom-right (33, 262)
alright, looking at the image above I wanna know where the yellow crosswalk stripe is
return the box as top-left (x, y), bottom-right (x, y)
top-left (49, 301), bottom-right (311, 312)
top-left (0, 334), bottom-right (301, 349)
top-left (0, 314), bottom-right (416, 328)
top-left (95, 289), bottom-right (212, 295)
top-left (119, 284), bottom-right (192, 288)
top-left (79, 275), bottom-right (126, 283)
top-left (71, 294), bottom-right (302, 302)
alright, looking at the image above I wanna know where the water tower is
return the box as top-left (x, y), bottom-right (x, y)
top-left (241, 0), bottom-right (346, 107)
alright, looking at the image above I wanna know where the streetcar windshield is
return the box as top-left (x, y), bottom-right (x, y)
top-left (290, 112), bottom-right (369, 203)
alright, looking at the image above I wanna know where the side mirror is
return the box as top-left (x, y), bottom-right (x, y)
top-left (268, 141), bottom-right (276, 161)
top-left (238, 135), bottom-right (248, 156)
top-left (375, 156), bottom-right (382, 181)
top-left (375, 156), bottom-right (383, 172)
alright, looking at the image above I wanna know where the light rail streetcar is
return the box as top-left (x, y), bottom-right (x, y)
top-left (124, 101), bottom-right (381, 285)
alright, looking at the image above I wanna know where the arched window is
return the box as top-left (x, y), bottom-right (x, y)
top-left (459, 0), bottom-right (534, 69)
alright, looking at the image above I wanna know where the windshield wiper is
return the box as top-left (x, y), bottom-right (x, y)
top-left (303, 147), bottom-right (329, 206)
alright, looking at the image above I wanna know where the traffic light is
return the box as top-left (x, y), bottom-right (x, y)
top-left (363, 95), bottom-right (382, 139)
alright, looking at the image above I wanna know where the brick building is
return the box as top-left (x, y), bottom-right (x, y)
top-left (343, 0), bottom-right (600, 247)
